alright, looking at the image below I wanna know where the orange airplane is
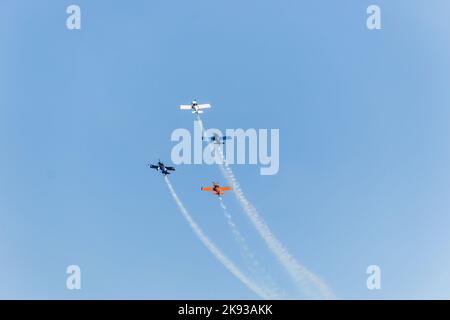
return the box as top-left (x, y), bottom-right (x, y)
top-left (201, 182), bottom-right (232, 196)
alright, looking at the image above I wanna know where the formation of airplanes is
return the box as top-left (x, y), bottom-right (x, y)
top-left (150, 100), bottom-right (232, 196)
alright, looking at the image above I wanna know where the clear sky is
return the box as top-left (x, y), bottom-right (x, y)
top-left (1, 0), bottom-right (450, 299)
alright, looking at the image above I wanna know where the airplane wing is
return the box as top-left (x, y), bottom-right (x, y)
top-left (149, 165), bottom-right (158, 169)
top-left (201, 187), bottom-right (214, 191)
top-left (165, 166), bottom-right (176, 171)
top-left (180, 105), bottom-right (192, 110)
top-left (219, 187), bottom-right (232, 191)
top-left (197, 104), bottom-right (211, 109)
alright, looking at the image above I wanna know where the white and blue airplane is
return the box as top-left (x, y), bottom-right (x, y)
top-left (179, 100), bottom-right (211, 114)
top-left (202, 132), bottom-right (232, 145)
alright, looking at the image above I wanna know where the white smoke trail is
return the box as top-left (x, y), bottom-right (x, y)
top-left (213, 144), bottom-right (334, 299)
top-left (196, 114), bottom-right (332, 298)
top-left (218, 196), bottom-right (282, 298)
top-left (195, 114), bottom-right (205, 138)
top-left (163, 175), bottom-right (274, 299)
top-left (218, 196), bottom-right (256, 269)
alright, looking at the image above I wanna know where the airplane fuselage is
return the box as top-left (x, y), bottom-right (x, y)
top-left (159, 164), bottom-right (170, 175)
top-left (212, 184), bottom-right (222, 196)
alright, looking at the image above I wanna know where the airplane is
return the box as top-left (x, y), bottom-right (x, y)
top-left (179, 100), bottom-right (211, 114)
top-left (148, 160), bottom-right (176, 176)
top-left (202, 132), bottom-right (232, 144)
top-left (201, 182), bottom-right (232, 196)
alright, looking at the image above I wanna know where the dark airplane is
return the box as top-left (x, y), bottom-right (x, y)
top-left (148, 160), bottom-right (176, 176)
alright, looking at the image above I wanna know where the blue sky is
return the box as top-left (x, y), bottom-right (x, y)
top-left (1, 0), bottom-right (450, 299)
